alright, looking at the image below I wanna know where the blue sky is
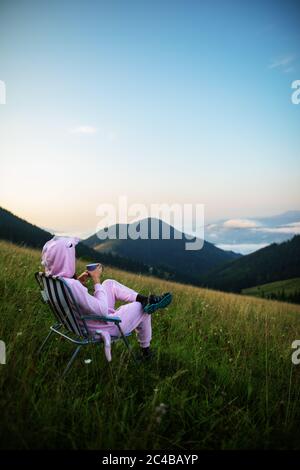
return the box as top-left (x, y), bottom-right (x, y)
top-left (0, 0), bottom-right (299, 237)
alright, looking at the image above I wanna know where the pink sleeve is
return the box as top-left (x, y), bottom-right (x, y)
top-left (69, 280), bottom-right (108, 317)
top-left (92, 284), bottom-right (109, 316)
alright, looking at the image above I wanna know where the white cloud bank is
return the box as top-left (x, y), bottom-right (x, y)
top-left (223, 219), bottom-right (260, 229)
top-left (217, 243), bottom-right (269, 255)
top-left (255, 222), bottom-right (300, 235)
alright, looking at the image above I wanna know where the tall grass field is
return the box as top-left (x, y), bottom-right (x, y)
top-left (1, 240), bottom-right (300, 449)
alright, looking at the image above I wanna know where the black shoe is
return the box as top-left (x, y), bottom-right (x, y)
top-left (140, 347), bottom-right (155, 361)
top-left (144, 292), bottom-right (172, 314)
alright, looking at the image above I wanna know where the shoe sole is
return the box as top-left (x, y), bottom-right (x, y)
top-left (144, 293), bottom-right (172, 314)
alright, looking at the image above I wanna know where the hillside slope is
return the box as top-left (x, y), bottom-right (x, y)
top-left (242, 278), bottom-right (300, 304)
top-left (0, 206), bottom-right (52, 248)
top-left (202, 235), bottom-right (300, 292)
top-left (1, 240), bottom-right (300, 449)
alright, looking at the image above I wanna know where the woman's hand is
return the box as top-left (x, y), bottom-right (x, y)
top-left (89, 264), bottom-right (103, 284)
top-left (77, 271), bottom-right (89, 285)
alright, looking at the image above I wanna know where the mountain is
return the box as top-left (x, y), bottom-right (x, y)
top-left (202, 235), bottom-right (300, 292)
top-left (0, 206), bottom-right (52, 248)
top-left (0, 207), bottom-right (241, 285)
top-left (84, 218), bottom-right (241, 284)
top-left (0, 207), bottom-right (155, 275)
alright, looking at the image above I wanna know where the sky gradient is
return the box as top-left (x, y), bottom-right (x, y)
top-left (0, 0), bottom-right (299, 238)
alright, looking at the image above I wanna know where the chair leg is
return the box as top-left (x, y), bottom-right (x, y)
top-left (62, 345), bottom-right (82, 378)
top-left (38, 329), bottom-right (54, 355)
top-left (117, 324), bottom-right (138, 364)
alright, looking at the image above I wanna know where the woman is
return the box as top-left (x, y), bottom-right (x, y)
top-left (41, 236), bottom-right (172, 361)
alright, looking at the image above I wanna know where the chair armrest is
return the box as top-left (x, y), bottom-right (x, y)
top-left (81, 314), bottom-right (122, 324)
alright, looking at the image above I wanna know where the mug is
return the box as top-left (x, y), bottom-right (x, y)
top-left (86, 263), bottom-right (101, 272)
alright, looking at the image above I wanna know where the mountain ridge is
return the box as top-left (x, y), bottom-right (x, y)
top-left (202, 235), bottom-right (300, 292)
top-left (84, 217), bottom-right (241, 283)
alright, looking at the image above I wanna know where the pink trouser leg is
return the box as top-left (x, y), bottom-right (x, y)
top-left (102, 279), bottom-right (137, 310)
top-left (102, 279), bottom-right (152, 348)
top-left (115, 302), bottom-right (152, 348)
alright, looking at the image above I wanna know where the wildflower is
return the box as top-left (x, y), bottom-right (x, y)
top-left (84, 359), bottom-right (92, 364)
top-left (155, 403), bottom-right (168, 415)
top-left (16, 331), bottom-right (22, 337)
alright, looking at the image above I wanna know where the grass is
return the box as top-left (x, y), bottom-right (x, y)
top-left (242, 278), bottom-right (300, 298)
top-left (1, 240), bottom-right (300, 449)
top-left (242, 277), bottom-right (300, 303)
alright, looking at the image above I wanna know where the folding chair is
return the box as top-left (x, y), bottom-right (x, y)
top-left (34, 272), bottom-right (135, 377)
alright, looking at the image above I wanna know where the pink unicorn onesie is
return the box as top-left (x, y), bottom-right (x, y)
top-left (41, 236), bottom-right (172, 361)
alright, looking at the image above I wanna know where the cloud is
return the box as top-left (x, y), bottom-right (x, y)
top-left (285, 222), bottom-right (300, 228)
top-left (283, 66), bottom-right (294, 73)
top-left (223, 219), bottom-right (260, 229)
top-left (255, 222), bottom-right (300, 235)
top-left (69, 125), bottom-right (97, 135)
top-left (268, 54), bottom-right (295, 70)
top-left (216, 243), bottom-right (269, 255)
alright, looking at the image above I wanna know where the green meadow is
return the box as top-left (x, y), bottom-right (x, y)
top-left (1, 240), bottom-right (300, 449)
top-left (243, 278), bottom-right (300, 304)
